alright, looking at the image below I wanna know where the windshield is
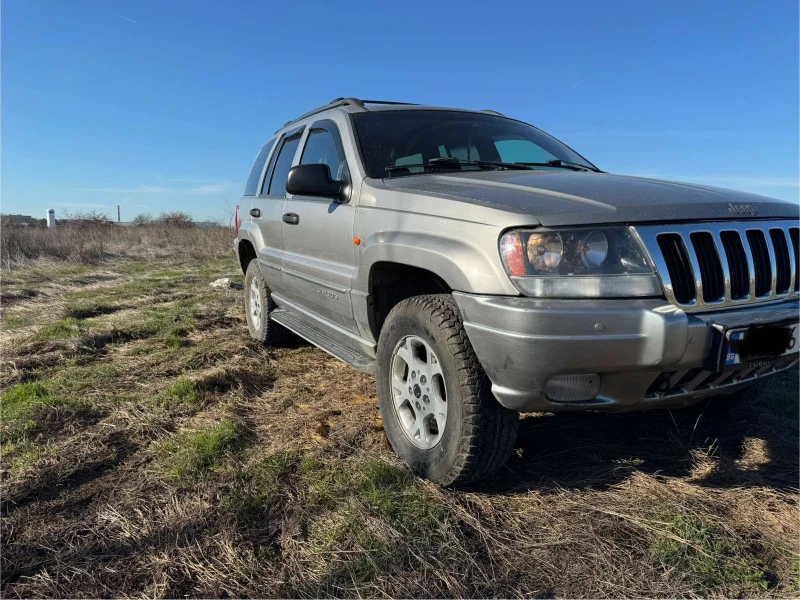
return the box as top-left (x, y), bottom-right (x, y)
top-left (350, 110), bottom-right (597, 178)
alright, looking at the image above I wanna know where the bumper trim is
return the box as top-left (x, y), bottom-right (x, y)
top-left (454, 292), bottom-right (799, 413)
top-left (643, 355), bottom-right (798, 403)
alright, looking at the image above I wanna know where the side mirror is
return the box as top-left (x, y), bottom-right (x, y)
top-left (286, 164), bottom-right (348, 202)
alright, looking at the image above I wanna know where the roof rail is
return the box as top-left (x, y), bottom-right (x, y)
top-left (479, 109), bottom-right (504, 116)
top-left (282, 97), bottom-right (366, 127)
top-left (281, 98), bottom-right (421, 128)
top-left (359, 99), bottom-right (419, 106)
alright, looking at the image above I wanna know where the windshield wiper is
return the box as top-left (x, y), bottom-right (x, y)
top-left (385, 157), bottom-right (534, 175)
top-left (515, 159), bottom-right (600, 172)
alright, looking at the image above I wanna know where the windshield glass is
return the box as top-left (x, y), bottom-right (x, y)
top-left (351, 110), bottom-right (597, 178)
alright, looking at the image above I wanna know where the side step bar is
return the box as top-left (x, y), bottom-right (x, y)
top-left (270, 309), bottom-right (376, 375)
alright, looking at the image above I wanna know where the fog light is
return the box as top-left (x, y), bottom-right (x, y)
top-left (545, 374), bottom-right (600, 401)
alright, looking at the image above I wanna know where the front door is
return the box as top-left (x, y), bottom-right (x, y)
top-left (281, 120), bottom-right (358, 333)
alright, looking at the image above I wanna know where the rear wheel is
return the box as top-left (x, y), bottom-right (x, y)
top-left (244, 260), bottom-right (289, 346)
top-left (376, 294), bottom-right (519, 486)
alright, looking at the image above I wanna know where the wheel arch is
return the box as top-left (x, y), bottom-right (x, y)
top-left (237, 238), bottom-right (257, 274)
top-left (366, 261), bottom-right (451, 340)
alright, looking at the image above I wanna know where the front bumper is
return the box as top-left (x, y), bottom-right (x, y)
top-left (453, 292), bottom-right (798, 413)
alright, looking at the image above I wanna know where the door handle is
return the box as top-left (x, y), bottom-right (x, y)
top-left (282, 213), bottom-right (300, 225)
top-left (249, 208), bottom-right (261, 218)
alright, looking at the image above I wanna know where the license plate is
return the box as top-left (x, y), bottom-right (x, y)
top-left (724, 322), bottom-right (799, 368)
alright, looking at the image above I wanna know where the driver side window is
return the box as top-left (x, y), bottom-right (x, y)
top-left (300, 128), bottom-right (349, 182)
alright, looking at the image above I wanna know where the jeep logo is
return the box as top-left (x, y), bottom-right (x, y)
top-left (728, 203), bottom-right (756, 216)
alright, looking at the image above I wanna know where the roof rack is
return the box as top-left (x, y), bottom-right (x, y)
top-left (282, 97), bottom-right (420, 128)
top-left (282, 98), bottom-right (360, 127)
top-left (359, 99), bottom-right (419, 106)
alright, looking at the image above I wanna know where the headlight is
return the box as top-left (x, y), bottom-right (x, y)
top-left (581, 230), bottom-right (608, 267)
top-left (498, 227), bottom-right (661, 298)
top-left (526, 232), bottom-right (563, 269)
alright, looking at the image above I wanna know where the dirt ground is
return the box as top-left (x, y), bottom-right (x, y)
top-left (1, 254), bottom-right (798, 598)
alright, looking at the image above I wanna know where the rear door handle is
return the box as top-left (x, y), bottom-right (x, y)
top-left (282, 213), bottom-right (300, 225)
top-left (249, 208), bottom-right (261, 218)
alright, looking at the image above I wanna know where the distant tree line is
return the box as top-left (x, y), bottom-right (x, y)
top-left (132, 211), bottom-right (195, 227)
top-left (1, 210), bottom-right (225, 229)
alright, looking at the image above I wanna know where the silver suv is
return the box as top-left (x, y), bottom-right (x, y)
top-left (235, 97), bottom-right (799, 485)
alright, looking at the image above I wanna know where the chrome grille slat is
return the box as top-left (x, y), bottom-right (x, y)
top-left (690, 232), bottom-right (725, 304)
top-left (652, 233), bottom-right (696, 305)
top-left (784, 226), bottom-right (797, 294)
top-left (746, 229), bottom-right (771, 297)
top-left (683, 235), bottom-right (708, 307)
top-left (790, 228), bottom-right (800, 292)
top-left (770, 228), bottom-right (792, 295)
top-left (719, 230), bottom-right (750, 300)
top-left (740, 228), bottom-right (759, 300)
top-left (765, 228), bottom-right (779, 298)
top-left (636, 220), bottom-right (799, 312)
top-left (711, 231), bottom-right (733, 302)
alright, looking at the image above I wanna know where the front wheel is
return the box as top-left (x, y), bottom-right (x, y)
top-left (376, 294), bottom-right (519, 486)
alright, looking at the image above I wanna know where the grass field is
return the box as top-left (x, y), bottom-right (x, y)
top-left (1, 231), bottom-right (798, 598)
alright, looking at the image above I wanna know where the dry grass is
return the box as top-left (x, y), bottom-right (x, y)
top-left (1, 221), bottom-right (232, 268)
top-left (0, 235), bottom-right (798, 598)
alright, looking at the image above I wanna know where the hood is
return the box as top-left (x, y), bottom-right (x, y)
top-left (382, 170), bottom-right (799, 226)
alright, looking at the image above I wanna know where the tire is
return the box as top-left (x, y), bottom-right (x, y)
top-left (243, 260), bottom-right (290, 346)
top-left (376, 294), bottom-right (519, 486)
top-left (699, 376), bottom-right (774, 417)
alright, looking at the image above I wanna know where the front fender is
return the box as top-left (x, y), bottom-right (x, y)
top-left (355, 229), bottom-right (520, 295)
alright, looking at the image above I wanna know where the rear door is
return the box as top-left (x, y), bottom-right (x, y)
top-left (281, 119), bottom-right (359, 333)
top-left (250, 127), bottom-right (304, 297)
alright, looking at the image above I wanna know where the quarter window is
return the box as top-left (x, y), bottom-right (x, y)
top-left (244, 138), bottom-right (275, 196)
top-left (267, 134), bottom-right (302, 196)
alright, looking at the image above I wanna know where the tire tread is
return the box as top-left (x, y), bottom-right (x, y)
top-left (383, 294), bottom-right (518, 486)
top-left (245, 260), bottom-right (291, 347)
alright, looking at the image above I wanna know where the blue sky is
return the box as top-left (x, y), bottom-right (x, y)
top-left (2, 0), bottom-right (798, 221)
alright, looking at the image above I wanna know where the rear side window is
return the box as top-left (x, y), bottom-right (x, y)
top-left (243, 139), bottom-right (275, 196)
top-left (267, 134), bottom-right (302, 196)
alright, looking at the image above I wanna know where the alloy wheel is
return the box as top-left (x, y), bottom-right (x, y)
top-left (390, 335), bottom-right (448, 450)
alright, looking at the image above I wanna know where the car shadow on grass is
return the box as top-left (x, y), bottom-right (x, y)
top-left (481, 373), bottom-right (799, 495)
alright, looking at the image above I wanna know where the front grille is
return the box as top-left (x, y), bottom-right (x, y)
top-left (636, 220), bottom-right (799, 311)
